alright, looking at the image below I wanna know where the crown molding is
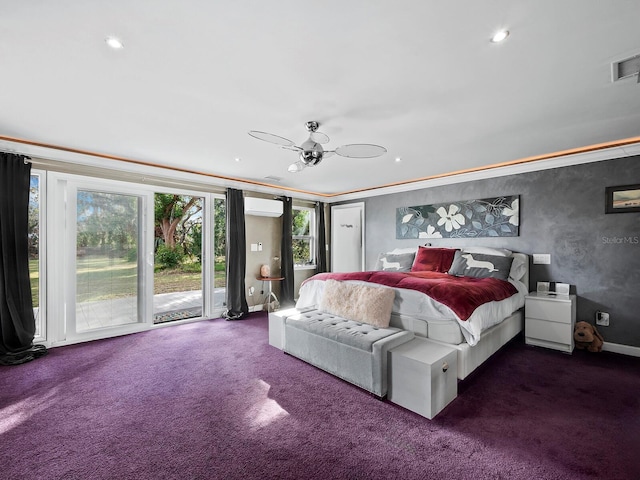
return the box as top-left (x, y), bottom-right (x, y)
top-left (2, 135), bottom-right (639, 204)
top-left (326, 142), bottom-right (639, 203)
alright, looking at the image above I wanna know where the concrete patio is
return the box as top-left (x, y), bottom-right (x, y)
top-left (74, 288), bottom-right (226, 331)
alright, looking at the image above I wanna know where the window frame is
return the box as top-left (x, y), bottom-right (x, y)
top-left (30, 170), bottom-right (46, 342)
top-left (292, 205), bottom-right (316, 270)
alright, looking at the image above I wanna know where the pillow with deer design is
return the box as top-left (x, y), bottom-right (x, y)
top-left (448, 251), bottom-right (513, 281)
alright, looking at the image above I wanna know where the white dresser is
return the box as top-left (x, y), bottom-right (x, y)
top-left (525, 292), bottom-right (576, 353)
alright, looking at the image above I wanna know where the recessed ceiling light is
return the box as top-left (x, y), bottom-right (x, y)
top-left (490, 30), bottom-right (509, 43)
top-left (105, 36), bottom-right (124, 49)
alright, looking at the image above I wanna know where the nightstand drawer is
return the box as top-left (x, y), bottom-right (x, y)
top-left (525, 318), bottom-right (573, 345)
top-left (526, 298), bottom-right (572, 323)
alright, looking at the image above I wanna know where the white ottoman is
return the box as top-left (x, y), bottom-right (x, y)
top-left (388, 338), bottom-right (458, 419)
top-left (268, 308), bottom-right (301, 350)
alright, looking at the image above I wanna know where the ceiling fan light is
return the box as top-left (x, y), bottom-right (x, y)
top-left (288, 161), bottom-right (304, 173)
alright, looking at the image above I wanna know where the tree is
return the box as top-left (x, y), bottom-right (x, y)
top-left (28, 175), bottom-right (40, 259)
top-left (292, 208), bottom-right (311, 265)
top-left (76, 191), bottom-right (138, 255)
top-left (214, 198), bottom-right (226, 258)
top-left (154, 194), bottom-right (202, 249)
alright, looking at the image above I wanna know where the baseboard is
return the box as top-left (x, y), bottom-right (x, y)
top-left (249, 305), bottom-right (264, 313)
top-left (602, 341), bottom-right (640, 357)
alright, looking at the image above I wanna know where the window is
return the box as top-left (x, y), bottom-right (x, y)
top-left (29, 172), bottom-right (44, 341)
top-left (292, 206), bottom-right (315, 268)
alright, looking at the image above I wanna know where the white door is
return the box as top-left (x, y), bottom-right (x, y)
top-left (331, 203), bottom-right (364, 272)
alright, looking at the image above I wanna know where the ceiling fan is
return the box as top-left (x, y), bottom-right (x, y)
top-left (248, 121), bottom-right (387, 173)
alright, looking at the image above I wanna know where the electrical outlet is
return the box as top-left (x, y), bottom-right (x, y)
top-left (595, 311), bottom-right (610, 326)
top-left (248, 286), bottom-right (255, 296)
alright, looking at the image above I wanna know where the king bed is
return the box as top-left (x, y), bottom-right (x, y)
top-left (295, 246), bottom-right (529, 380)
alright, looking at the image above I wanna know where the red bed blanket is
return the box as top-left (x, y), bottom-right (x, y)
top-left (304, 271), bottom-right (517, 321)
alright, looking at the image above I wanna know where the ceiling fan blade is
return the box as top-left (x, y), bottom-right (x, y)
top-left (248, 130), bottom-right (296, 147)
top-left (310, 131), bottom-right (330, 144)
top-left (334, 144), bottom-right (387, 158)
top-left (281, 145), bottom-right (303, 151)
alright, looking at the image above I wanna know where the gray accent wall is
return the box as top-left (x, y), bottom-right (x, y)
top-left (361, 155), bottom-right (640, 348)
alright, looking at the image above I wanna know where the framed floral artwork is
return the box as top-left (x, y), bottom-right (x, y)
top-left (396, 195), bottom-right (519, 239)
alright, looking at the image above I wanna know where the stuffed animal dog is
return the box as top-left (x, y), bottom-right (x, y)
top-left (574, 321), bottom-right (604, 352)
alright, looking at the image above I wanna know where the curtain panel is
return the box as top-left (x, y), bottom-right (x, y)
top-left (0, 153), bottom-right (47, 365)
top-left (223, 188), bottom-right (248, 320)
top-left (280, 197), bottom-right (295, 308)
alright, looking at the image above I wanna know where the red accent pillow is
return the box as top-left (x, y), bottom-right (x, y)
top-left (411, 247), bottom-right (458, 273)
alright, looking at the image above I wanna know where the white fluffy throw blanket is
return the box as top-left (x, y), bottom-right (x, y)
top-left (320, 279), bottom-right (395, 328)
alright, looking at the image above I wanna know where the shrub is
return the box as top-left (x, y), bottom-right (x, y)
top-left (155, 245), bottom-right (184, 269)
top-left (125, 248), bottom-right (137, 262)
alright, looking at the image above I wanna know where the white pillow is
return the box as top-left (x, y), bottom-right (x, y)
top-left (509, 255), bottom-right (527, 281)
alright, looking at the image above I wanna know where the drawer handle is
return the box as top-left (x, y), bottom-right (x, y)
top-left (442, 362), bottom-right (449, 372)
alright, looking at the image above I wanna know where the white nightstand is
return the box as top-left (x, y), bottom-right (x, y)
top-left (525, 292), bottom-right (576, 353)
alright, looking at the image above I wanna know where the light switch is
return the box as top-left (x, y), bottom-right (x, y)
top-left (251, 243), bottom-right (258, 252)
top-left (258, 242), bottom-right (263, 251)
top-left (532, 254), bottom-right (551, 265)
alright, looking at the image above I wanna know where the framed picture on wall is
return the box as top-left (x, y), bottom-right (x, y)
top-left (605, 184), bottom-right (640, 214)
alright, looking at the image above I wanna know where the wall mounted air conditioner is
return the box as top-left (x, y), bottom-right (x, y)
top-left (244, 197), bottom-right (283, 217)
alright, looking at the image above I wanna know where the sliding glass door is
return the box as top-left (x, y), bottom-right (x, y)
top-left (43, 173), bottom-right (227, 345)
top-left (47, 175), bottom-right (152, 343)
top-left (75, 190), bottom-right (143, 331)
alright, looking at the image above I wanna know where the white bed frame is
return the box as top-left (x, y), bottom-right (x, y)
top-left (295, 252), bottom-right (529, 381)
top-left (428, 310), bottom-right (523, 379)
top-left (399, 253), bottom-right (529, 380)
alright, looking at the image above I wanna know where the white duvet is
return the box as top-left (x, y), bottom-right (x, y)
top-left (295, 277), bottom-right (527, 346)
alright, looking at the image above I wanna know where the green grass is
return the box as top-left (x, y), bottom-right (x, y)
top-left (29, 256), bottom-right (226, 304)
top-left (29, 259), bottom-right (39, 306)
top-left (76, 256), bottom-right (140, 302)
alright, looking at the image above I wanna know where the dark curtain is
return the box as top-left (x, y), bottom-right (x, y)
top-left (0, 153), bottom-right (47, 365)
top-left (315, 202), bottom-right (327, 273)
top-left (280, 197), bottom-right (295, 307)
top-left (223, 188), bottom-right (248, 320)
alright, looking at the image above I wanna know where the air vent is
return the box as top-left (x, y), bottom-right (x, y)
top-left (263, 175), bottom-right (283, 183)
top-left (612, 54), bottom-right (640, 82)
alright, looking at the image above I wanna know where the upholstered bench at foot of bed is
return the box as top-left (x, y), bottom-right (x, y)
top-left (283, 309), bottom-right (415, 398)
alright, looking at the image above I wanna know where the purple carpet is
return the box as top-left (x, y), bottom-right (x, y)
top-left (1, 313), bottom-right (638, 479)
